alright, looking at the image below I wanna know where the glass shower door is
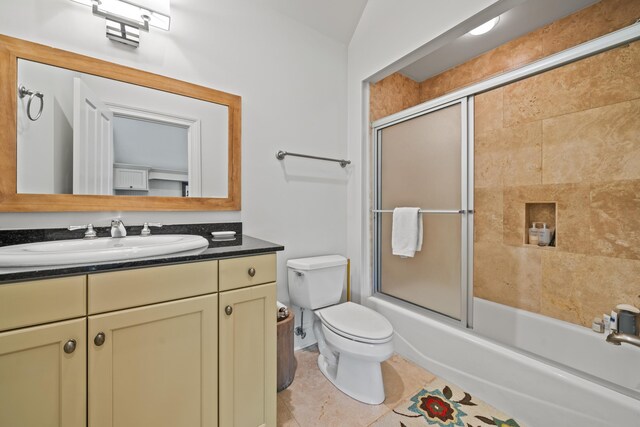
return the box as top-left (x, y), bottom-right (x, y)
top-left (374, 101), bottom-right (467, 320)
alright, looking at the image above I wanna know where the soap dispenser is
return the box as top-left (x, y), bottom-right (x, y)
top-left (537, 223), bottom-right (552, 246)
top-left (528, 222), bottom-right (540, 245)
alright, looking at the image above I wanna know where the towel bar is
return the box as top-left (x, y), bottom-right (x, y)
top-left (276, 150), bottom-right (351, 168)
top-left (371, 209), bottom-right (472, 214)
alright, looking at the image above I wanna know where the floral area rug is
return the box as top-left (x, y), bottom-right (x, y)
top-left (372, 378), bottom-right (525, 427)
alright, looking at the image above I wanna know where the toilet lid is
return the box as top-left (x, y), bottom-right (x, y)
top-left (316, 302), bottom-right (393, 343)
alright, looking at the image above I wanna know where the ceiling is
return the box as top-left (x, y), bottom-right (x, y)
top-left (260, 0), bottom-right (369, 44)
top-left (257, 0), bottom-right (604, 73)
top-left (400, 0), bottom-right (600, 82)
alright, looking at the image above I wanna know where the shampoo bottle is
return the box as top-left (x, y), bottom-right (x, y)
top-left (528, 223), bottom-right (540, 245)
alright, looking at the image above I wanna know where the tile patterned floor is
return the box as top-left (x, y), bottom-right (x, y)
top-left (277, 346), bottom-right (523, 427)
top-left (277, 346), bottom-right (436, 427)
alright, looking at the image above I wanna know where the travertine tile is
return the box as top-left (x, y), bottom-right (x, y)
top-left (465, 47), bottom-right (510, 84)
top-left (503, 59), bottom-right (592, 127)
top-left (474, 187), bottom-right (503, 244)
top-left (277, 395), bottom-right (300, 427)
top-left (446, 61), bottom-right (475, 92)
top-left (541, 251), bottom-right (640, 327)
top-left (381, 354), bottom-right (436, 409)
top-left (587, 41), bottom-right (640, 109)
top-left (370, 73), bottom-right (420, 122)
top-left (473, 242), bottom-right (542, 312)
top-left (541, 0), bottom-right (640, 56)
top-left (502, 184), bottom-right (590, 253)
top-left (468, 29), bottom-right (543, 84)
top-left (475, 121), bottom-right (542, 188)
top-left (419, 72), bottom-right (450, 103)
top-left (278, 346), bottom-right (390, 427)
top-left (590, 179), bottom-right (640, 260)
top-left (417, 0), bottom-right (633, 106)
top-left (542, 99), bottom-right (640, 184)
top-left (474, 88), bottom-right (503, 134)
top-left (506, 28), bottom-right (545, 69)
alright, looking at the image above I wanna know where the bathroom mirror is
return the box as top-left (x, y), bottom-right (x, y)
top-left (0, 35), bottom-right (241, 211)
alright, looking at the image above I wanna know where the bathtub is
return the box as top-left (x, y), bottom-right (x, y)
top-left (366, 294), bottom-right (640, 427)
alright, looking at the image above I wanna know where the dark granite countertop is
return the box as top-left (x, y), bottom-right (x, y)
top-left (0, 228), bottom-right (284, 284)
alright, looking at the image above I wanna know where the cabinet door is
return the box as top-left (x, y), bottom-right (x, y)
top-left (219, 282), bottom-right (276, 427)
top-left (113, 167), bottom-right (148, 190)
top-left (88, 294), bottom-right (217, 427)
top-left (0, 318), bottom-right (86, 427)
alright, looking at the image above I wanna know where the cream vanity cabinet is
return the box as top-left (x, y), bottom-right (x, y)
top-left (0, 253), bottom-right (277, 427)
top-left (219, 255), bottom-right (277, 427)
top-left (0, 276), bottom-right (87, 427)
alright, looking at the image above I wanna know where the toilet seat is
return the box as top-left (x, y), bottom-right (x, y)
top-left (315, 302), bottom-right (393, 344)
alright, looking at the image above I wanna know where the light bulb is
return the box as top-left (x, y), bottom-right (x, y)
top-left (469, 16), bottom-right (500, 36)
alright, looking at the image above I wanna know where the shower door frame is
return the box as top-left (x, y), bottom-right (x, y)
top-left (368, 21), bottom-right (640, 329)
top-left (372, 97), bottom-right (475, 327)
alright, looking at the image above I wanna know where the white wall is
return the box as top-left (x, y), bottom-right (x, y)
top-left (346, 0), bottom-right (507, 303)
top-left (0, 0), bottom-right (349, 344)
top-left (113, 116), bottom-right (189, 171)
top-left (81, 72), bottom-right (230, 198)
top-left (17, 60), bottom-right (74, 194)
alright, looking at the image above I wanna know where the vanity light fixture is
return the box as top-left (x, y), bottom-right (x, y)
top-left (468, 16), bottom-right (500, 36)
top-left (71, 0), bottom-right (170, 47)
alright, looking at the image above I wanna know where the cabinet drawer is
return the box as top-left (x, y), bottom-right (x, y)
top-left (88, 261), bottom-right (217, 314)
top-left (0, 276), bottom-right (86, 332)
top-left (219, 254), bottom-right (276, 291)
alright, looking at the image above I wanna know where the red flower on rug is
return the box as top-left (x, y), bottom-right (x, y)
top-left (419, 395), bottom-right (454, 422)
top-left (407, 387), bottom-right (467, 426)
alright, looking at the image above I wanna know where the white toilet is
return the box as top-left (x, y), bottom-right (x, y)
top-left (287, 255), bottom-right (394, 405)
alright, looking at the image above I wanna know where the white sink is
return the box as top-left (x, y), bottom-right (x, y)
top-left (0, 235), bottom-right (209, 267)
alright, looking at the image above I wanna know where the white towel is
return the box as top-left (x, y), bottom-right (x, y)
top-left (392, 207), bottom-right (423, 258)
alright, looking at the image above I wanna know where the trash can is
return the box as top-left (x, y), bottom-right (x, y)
top-left (277, 312), bottom-right (297, 392)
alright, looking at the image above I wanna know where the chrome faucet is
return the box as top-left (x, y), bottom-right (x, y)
top-left (606, 306), bottom-right (640, 348)
top-left (606, 332), bottom-right (640, 348)
top-left (110, 219), bottom-right (127, 238)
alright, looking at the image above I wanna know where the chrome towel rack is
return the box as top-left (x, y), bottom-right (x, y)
top-left (18, 85), bottom-right (44, 121)
top-left (371, 209), bottom-right (472, 214)
top-left (276, 150), bottom-right (351, 168)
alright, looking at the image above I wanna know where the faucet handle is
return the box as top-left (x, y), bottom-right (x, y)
top-left (68, 224), bottom-right (97, 239)
top-left (140, 222), bottom-right (163, 236)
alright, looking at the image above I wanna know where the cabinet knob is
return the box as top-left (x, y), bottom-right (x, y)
top-left (94, 332), bottom-right (106, 346)
top-left (248, 267), bottom-right (256, 277)
top-left (225, 305), bottom-right (233, 315)
top-left (63, 339), bottom-right (76, 354)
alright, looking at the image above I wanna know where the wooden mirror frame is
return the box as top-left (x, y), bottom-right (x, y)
top-left (0, 35), bottom-right (241, 212)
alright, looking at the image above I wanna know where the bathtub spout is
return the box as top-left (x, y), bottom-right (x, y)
top-left (606, 331), bottom-right (640, 348)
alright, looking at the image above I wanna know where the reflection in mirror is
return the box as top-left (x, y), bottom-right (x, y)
top-left (17, 59), bottom-right (228, 198)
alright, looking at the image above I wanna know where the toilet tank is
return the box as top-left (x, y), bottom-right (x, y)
top-left (287, 255), bottom-right (347, 310)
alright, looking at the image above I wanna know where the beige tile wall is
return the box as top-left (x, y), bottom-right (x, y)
top-left (369, 0), bottom-right (640, 122)
top-left (369, 73), bottom-right (420, 122)
top-left (369, 0), bottom-right (640, 327)
top-left (474, 41), bottom-right (640, 327)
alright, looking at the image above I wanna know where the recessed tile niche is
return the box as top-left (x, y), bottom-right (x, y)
top-left (524, 202), bottom-right (556, 246)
